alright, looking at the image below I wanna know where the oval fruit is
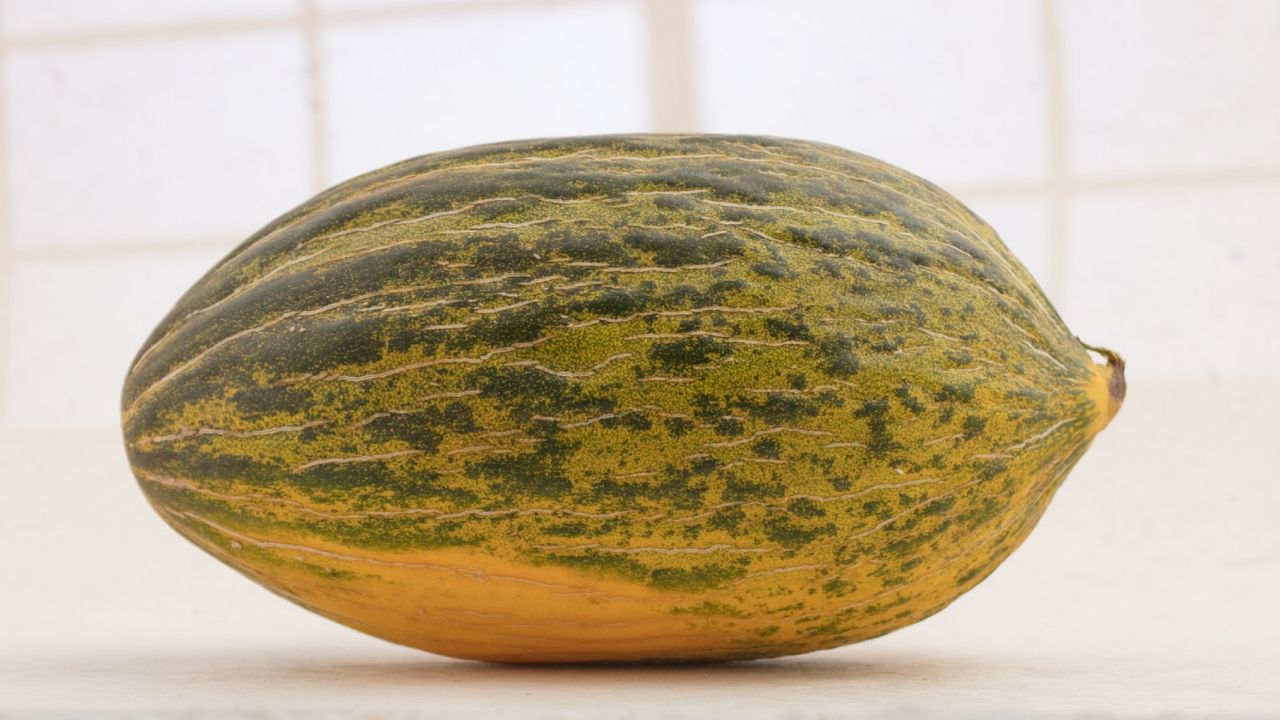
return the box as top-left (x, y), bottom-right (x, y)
top-left (122, 135), bottom-right (1123, 663)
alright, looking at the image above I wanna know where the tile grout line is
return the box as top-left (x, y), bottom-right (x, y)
top-left (299, 0), bottom-right (330, 193)
top-left (322, 0), bottom-right (599, 25)
top-left (6, 0), bottom-right (603, 51)
top-left (0, 25), bottom-right (11, 423)
top-left (6, 14), bottom-right (298, 51)
top-left (1066, 167), bottom-right (1280, 192)
top-left (1039, 0), bottom-right (1070, 302)
top-left (640, 0), bottom-right (699, 133)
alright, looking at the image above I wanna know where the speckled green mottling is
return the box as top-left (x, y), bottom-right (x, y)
top-left (122, 134), bottom-right (1118, 661)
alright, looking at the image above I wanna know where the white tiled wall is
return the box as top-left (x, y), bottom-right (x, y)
top-left (321, 1), bottom-right (649, 182)
top-left (1060, 184), bottom-right (1280, 384)
top-left (1060, 0), bottom-right (1280, 179)
top-left (2, 2), bottom-right (1280, 697)
top-left (4, 249), bottom-right (223, 429)
top-left (0, 0), bottom-right (1277, 433)
top-left (693, 0), bottom-right (1050, 189)
top-left (5, 31), bottom-right (313, 250)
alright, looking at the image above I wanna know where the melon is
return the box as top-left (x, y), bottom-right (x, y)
top-left (121, 134), bottom-right (1123, 662)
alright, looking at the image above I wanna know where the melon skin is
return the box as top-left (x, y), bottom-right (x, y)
top-left (121, 134), bottom-right (1122, 663)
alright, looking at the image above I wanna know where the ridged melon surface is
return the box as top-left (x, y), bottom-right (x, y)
top-left (122, 135), bottom-right (1123, 663)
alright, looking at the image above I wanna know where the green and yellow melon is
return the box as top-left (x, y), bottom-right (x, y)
top-left (121, 134), bottom-right (1123, 663)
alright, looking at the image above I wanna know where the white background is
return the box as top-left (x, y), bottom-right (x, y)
top-left (1, 0), bottom-right (1278, 716)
